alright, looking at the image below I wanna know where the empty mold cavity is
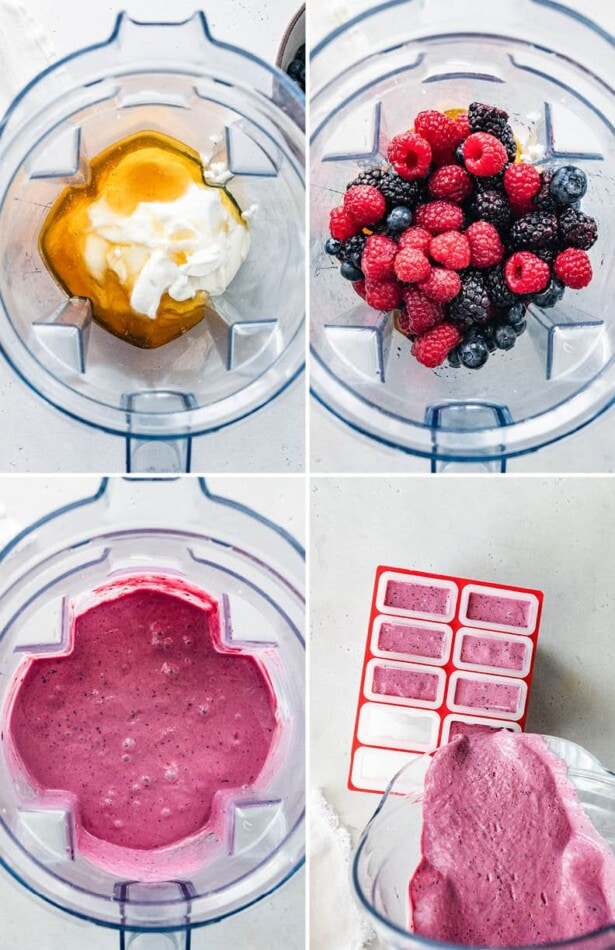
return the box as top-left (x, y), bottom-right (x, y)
top-left (449, 672), bottom-right (526, 720)
top-left (351, 746), bottom-right (425, 793)
top-left (456, 630), bottom-right (531, 677)
top-left (357, 703), bottom-right (439, 753)
top-left (371, 616), bottom-right (451, 665)
top-left (460, 585), bottom-right (538, 634)
top-left (366, 659), bottom-right (444, 708)
top-left (442, 714), bottom-right (522, 744)
top-left (376, 572), bottom-right (457, 622)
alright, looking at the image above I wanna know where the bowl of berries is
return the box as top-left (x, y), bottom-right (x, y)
top-left (310, 0), bottom-right (615, 467)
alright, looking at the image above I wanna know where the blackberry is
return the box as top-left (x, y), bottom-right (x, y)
top-left (550, 165), bottom-right (587, 205)
top-left (535, 171), bottom-right (558, 211)
top-left (534, 276), bottom-right (565, 308)
top-left (337, 234), bottom-right (366, 268)
top-left (509, 212), bottom-right (559, 251)
top-left (448, 270), bottom-right (491, 324)
top-left (500, 125), bottom-right (518, 163)
top-left (535, 247), bottom-right (557, 267)
top-left (347, 167), bottom-right (389, 190)
top-left (467, 103), bottom-right (517, 161)
top-left (468, 102), bottom-right (509, 136)
top-left (485, 265), bottom-right (517, 308)
top-left (474, 168), bottom-right (507, 193)
top-left (558, 207), bottom-right (598, 250)
top-left (379, 173), bottom-right (423, 209)
top-left (471, 190), bottom-right (511, 229)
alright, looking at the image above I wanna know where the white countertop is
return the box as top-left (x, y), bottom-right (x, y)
top-left (311, 475), bottom-right (615, 924)
top-left (0, 475), bottom-right (306, 950)
top-left (310, 0), bottom-right (615, 474)
top-left (0, 0), bottom-right (305, 474)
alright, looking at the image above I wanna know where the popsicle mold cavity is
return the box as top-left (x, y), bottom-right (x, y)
top-left (461, 586), bottom-right (538, 633)
top-left (358, 703), bottom-right (439, 752)
top-left (376, 621), bottom-right (448, 662)
top-left (458, 631), bottom-right (530, 674)
top-left (370, 662), bottom-right (443, 706)
top-left (385, 581), bottom-right (450, 616)
top-left (7, 578), bottom-right (279, 872)
top-left (451, 673), bottom-right (524, 718)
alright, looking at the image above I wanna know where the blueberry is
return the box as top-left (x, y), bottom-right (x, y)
top-left (386, 206), bottom-right (413, 232)
top-left (534, 276), bottom-right (565, 309)
top-left (458, 337), bottom-right (489, 369)
top-left (340, 261), bottom-right (364, 281)
top-left (549, 165), bottom-right (587, 205)
top-left (287, 59), bottom-right (303, 81)
top-left (513, 318), bottom-right (527, 337)
top-left (448, 346), bottom-right (461, 368)
top-left (455, 144), bottom-right (465, 166)
top-left (296, 44), bottom-right (305, 62)
top-left (494, 322), bottom-right (517, 350)
top-left (325, 238), bottom-right (341, 256)
top-left (504, 302), bottom-right (527, 328)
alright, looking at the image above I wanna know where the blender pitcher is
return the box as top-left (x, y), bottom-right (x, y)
top-left (0, 477), bottom-right (305, 946)
top-left (0, 13), bottom-right (305, 473)
top-left (310, 0), bottom-right (615, 471)
top-left (352, 737), bottom-right (615, 949)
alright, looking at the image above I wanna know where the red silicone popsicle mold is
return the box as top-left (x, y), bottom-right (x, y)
top-left (349, 567), bottom-right (544, 794)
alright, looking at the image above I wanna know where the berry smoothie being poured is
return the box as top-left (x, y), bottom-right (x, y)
top-left (7, 577), bottom-right (279, 877)
top-left (325, 103), bottom-right (598, 370)
top-left (410, 731), bottom-right (615, 945)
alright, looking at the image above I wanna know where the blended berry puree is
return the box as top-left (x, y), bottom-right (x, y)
top-left (9, 584), bottom-right (277, 854)
top-left (410, 732), bottom-right (615, 946)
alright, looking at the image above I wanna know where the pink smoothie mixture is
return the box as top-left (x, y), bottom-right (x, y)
top-left (385, 581), bottom-right (451, 616)
top-left (372, 664), bottom-right (439, 702)
top-left (454, 675), bottom-right (521, 714)
top-left (460, 633), bottom-right (528, 671)
top-left (378, 622), bottom-right (446, 660)
top-left (410, 732), bottom-right (615, 946)
top-left (466, 592), bottom-right (531, 627)
top-left (8, 583), bottom-right (278, 854)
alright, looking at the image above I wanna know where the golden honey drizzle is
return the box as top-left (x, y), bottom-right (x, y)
top-left (39, 131), bottom-right (245, 349)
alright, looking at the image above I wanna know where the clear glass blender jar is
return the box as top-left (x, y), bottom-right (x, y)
top-left (310, 0), bottom-right (615, 468)
top-left (353, 737), bottom-right (615, 949)
top-left (0, 477), bottom-right (305, 947)
top-left (0, 14), bottom-right (305, 469)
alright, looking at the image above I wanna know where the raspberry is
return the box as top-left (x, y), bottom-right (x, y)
top-left (418, 267), bottom-right (462, 303)
top-left (451, 112), bottom-right (470, 145)
top-left (430, 231), bottom-right (471, 270)
top-left (365, 278), bottom-right (403, 310)
top-left (558, 208), bottom-right (598, 251)
top-left (343, 185), bottom-right (386, 226)
top-left (329, 206), bottom-right (359, 241)
top-left (504, 252), bottom-right (550, 294)
top-left (428, 165), bottom-right (472, 203)
top-left (414, 201), bottom-right (464, 235)
top-left (414, 110), bottom-right (458, 165)
top-left (387, 131), bottom-right (432, 181)
top-left (462, 132), bottom-right (508, 177)
top-left (398, 226), bottom-right (432, 252)
top-left (394, 248), bottom-right (432, 283)
top-left (509, 212), bottom-right (559, 252)
top-left (411, 323), bottom-right (461, 368)
top-left (401, 287), bottom-right (444, 335)
top-left (465, 221), bottom-right (504, 268)
top-left (554, 248), bottom-right (593, 289)
top-left (471, 190), bottom-right (511, 229)
top-left (503, 164), bottom-right (542, 203)
top-left (353, 280), bottom-right (366, 299)
top-left (361, 234), bottom-right (398, 280)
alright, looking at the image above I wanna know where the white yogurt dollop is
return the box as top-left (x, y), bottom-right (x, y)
top-left (84, 182), bottom-right (250, 319)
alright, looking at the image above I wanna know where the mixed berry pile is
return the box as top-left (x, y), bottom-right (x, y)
top-left (325, 103), bottom-right (598, 369)
top-left (286, 44), bottom-right (305, 93)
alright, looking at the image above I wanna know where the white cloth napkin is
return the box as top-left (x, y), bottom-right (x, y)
top-left (0, 0), bottom-right (55, 115)
top-left (310, 788), bottom-right (374, 950)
